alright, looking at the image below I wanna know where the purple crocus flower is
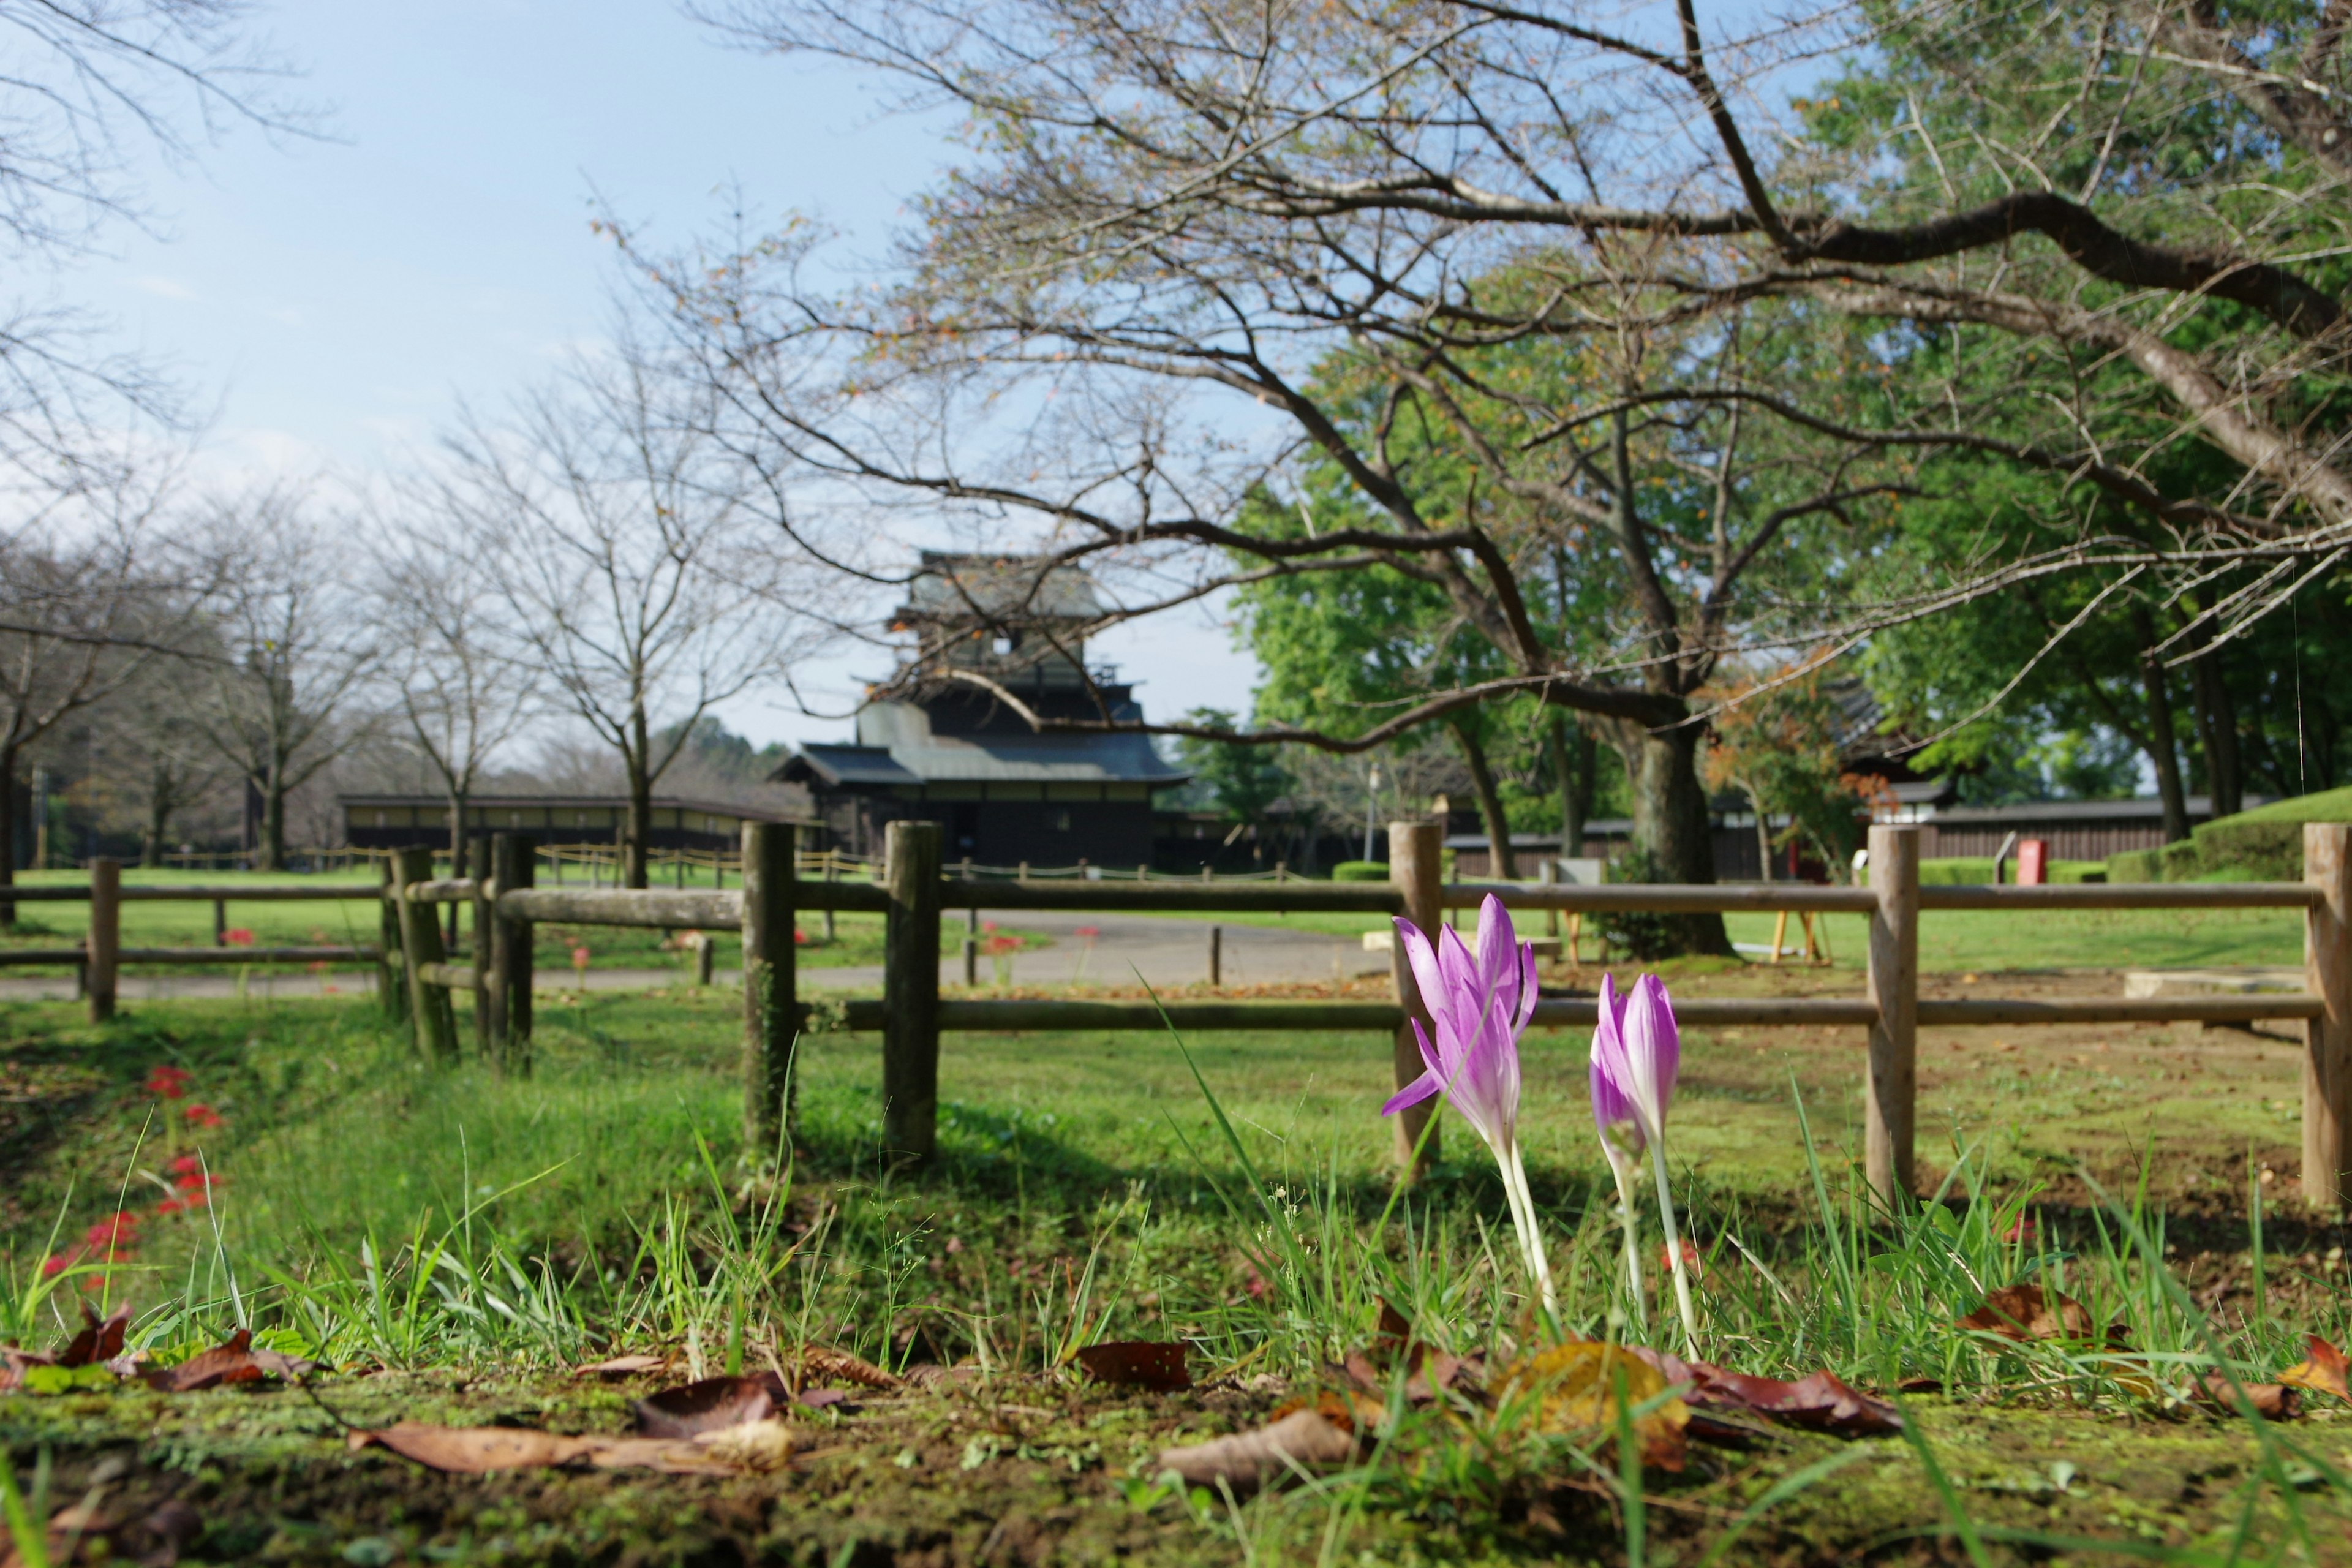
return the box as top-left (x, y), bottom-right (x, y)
top-left (1382, 894), bottom-right (1555, 1317)
top-left (1589, 971), bottom-right (1699, 1352)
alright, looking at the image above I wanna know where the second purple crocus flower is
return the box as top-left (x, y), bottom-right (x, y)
top-left (1591, 971), bottom-right (1700, 1353)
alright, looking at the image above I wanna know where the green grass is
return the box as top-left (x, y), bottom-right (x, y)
top-left (0, 869), bottom-right (1041, 973)
top-left (5, 984), bottom-right (2350, 1562)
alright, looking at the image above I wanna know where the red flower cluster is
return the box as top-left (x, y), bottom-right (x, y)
top-left (983, 935), bottom-right (1024, 955)
top-left (184, 1102), bottom-right (224, 1129)
top-left (570, 946), bottom-right (592, 967)
top-left (158, 1156), bottom-right (223, 1215)
top-left (145, 1064), bottom-right (191, 1100)
top-left (43, 1210), bottom-right (143, 1285)
top-left (793, 929), bottom-right (810, 945)
top-left (222, 927), bottom-right (257, 948)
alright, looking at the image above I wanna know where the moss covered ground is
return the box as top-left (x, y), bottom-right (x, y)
top-left (5, 958), bottom-right (2351, 1564)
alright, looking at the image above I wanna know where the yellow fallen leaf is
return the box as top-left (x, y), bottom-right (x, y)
top-left (1498, 1342), bottom-right (1688, 1470)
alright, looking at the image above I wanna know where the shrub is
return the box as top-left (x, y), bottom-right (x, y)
top-left (1331, 860), bottom-right (1389, 881)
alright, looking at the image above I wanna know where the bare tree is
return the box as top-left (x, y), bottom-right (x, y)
top-left (662, 0), bottom-right (2352, 943)
top-left (440, 340), bottom-right (816, 889)
top-left (195, 491), bottom-right (380, 871)
top-left (96, 635), bottom-right (225, 865)
top-left (371, 506), bottom-right (540, 884)
top-left (0, 460), bottom-right (203, 915)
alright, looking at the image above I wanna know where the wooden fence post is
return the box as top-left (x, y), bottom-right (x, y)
top-left (211, 897), bottom-right (226, 946)
top-left (489, 834), bottom-right (534, 1072)
top-left (883, 819), bottom-right (942, 1164)
top-left (2304, 823), bottom-right (2352, 1210)
top-left (1208, 924), bottom-right (1223, 987)
top-left (378, 859), bottom-right (407, 1022)
top-left (741, 821), bottom-right (797, 1161)
top-left (1865, 823), bottom-right (1920, 1205)
top-left (469, 854), bottom-right (492, 1060)
top-left (395, 846), bottom-right (458, 1063)
top-left (88, 858), bottom-right (119, 1023)
top-left (1389, 820), bottom-right (1442, 1172)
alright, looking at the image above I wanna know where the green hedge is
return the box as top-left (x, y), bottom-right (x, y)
top-left (1331, 860), bottom-right (1389, 881)
top-left (1917, 857), bottom-right (2108, 885)
top-left (2107, 786), bottom-right (2352, 881)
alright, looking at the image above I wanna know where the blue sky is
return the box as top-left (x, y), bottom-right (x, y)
top-left (69, 0), bottom-right (1259, 747)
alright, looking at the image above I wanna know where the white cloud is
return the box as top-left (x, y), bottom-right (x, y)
top-left (133, 275), bottom-right (198, 301)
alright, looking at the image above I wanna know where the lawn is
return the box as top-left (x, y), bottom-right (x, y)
top-left (0, 869), bottom-right (1044, 975)
top-left (5, 964), bottom-right (2348, 1564)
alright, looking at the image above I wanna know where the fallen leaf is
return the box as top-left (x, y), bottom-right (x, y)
top-left (1155, 1406), bottom-right (1355, 1491)
top-left (786, 1343), bottom-right (900, 1391)
top-left (58, 1302), bottom-right (132, 1368)
top-left (1374, 1298), bottom-right (1412, 1349)
top-left (1075, 1340), bottom-right (1191, 1392)
top-left (142, 1328), bottom-right (312, 1392)
top-left (349, 1417), bottom-right (794, 1476)
top-left (2281, 1335), bottom-right (2351, 1403)
top-left (573, 1352), bottom-right (668, 1379)
top-left (1957, 1283), bottom-right (2115, 1344)
top-left (2193, 1373), bottom-right (2300, 1420)
top-left (1635, 1351), bottom-right (1901, 1438)
top-left (1499, 1342), bottom-right (1688, 1471)
top-left (633, 1374), bottom-right (775, 1438)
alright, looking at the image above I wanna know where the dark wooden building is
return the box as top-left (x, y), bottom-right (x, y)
top-left (775, 554), bottom-right (1190, 868)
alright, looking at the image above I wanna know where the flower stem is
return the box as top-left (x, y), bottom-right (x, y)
top-left (1606, 1147), bottom-right (1645, 1329)
top-left (1505, 1144), bottom-right (1558, 1322)
top-left (1647, 1137), bottom-right (1700, 1356)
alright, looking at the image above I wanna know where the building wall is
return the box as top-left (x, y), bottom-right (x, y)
top-left (344, 801), bottom-right (765, 852)
top-left (1915, 820), bottom-right (2171, 862)
top-left (843, 794), bottom-right (1159, 870)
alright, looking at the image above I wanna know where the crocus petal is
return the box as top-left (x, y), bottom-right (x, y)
top-left (1382, 1069), bottom-right (1442, 1117)
top-left (1396, 919), bottom-right (1450, 1039)
top-left (1589, 1052), bottom-right (1638, 1144)
top-left (1619, 973), bottom-right (1681, 1140)
top-left (1475, 894), bottom-right (1518, 999)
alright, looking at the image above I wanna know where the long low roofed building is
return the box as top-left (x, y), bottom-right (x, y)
top-left (340, 794), bottom-right (811, 853)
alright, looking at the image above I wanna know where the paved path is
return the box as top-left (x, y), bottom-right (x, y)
top-left (0, 913), bottom-right (1388, 1003)
top-left (810, 909), bottom-right (1386, 990)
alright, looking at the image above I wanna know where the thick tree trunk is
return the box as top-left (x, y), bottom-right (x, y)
top-left (2132, 609), bottom-right (2192, 843)
top-left (2182, 595), bottom-right (2244, 819)
top-left (141, 767), bottom-right (173, 867)
top-left (1447, 714), bottom-right (1517, 880)
top-left (258, 767), bottom-right (287, 872)
top-left (1548, 712), bottom-right (1592, 861)
top-left (1611, 717), bottom-right (1733, 956)
top-left (625, 772), bottom-right (652, 889)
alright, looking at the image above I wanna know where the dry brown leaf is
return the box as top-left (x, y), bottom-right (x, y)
top-left (1156, 1406), bottom-right (1356, 1491)
top-left (1074, 1340), bottom-right (1191, 1392)
top-left (1956, 1283), bottom-right (2114, 1344)
top-left (2193, 1373), bottom-right (2300, 1420)
top-left (573, 1352), bottom-right (668, 1379)
top-left (1499, 1342), bottom-right (1689, 1471)
top-left (1634, 1349), bottom-right (1901, 1438)
top-left (2281, 1336), bottom-right (2351, 1403)
top-left (633, 1374), bottom-right (775, 1438)
top-left (58, 1302), bottom-right (132, 1368)
top-left (788, 1344), bottom-right (900, 1390)
top-left (348, 1417), bottom-right (794, 1476)
top-left (141, 1328), bottom-right (311, 1392)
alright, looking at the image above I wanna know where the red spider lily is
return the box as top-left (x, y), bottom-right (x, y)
top-left (794, 929), bottom-right (810, 945)
top-left (984, 935), bottom-right (1024, 954)
top-left (168, 1155), bottom-right (204, 1177)
top-left (83, 1213), bottom-right (140, 1256)
top-left (40, 1253), bottom-right (70, 1276)
top-left (2005, 1215), bottom-right (2039, 1245)
top-left (223, 927), bottom-right (256, 947)
top-left (174, 1169), bottom-right (221, 1193)
top-left (157, 1199), bottom-right (187, 1215)
top-left (1660, 1239), bottom-right (1707, 1283)
top-left (1074, 925), bottom-right (1099, 940)
top-left (184, 1103), bottom-right (225, 1130)
top-left (307, 960), bottom-right (328, 974)
top-left (570, 946), bottom-right (591, 967)
top-left (981, 920), bottom-right (999, 934)
top-left (145, 1065), bottom-right (191, 1099)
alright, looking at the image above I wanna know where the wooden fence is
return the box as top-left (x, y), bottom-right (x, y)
top-left (367, 818), bottom-right (2352, 1212)
top-left (1, 866), bottom-right (384, 1014)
